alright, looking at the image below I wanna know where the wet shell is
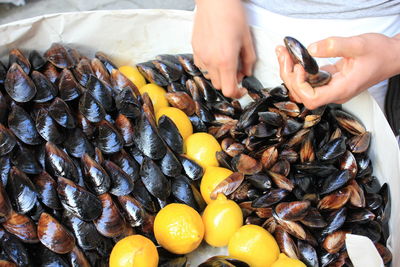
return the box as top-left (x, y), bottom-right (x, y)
top-left (57, 176), bottom-right (102, 221)
top-left (210, 172), bottom-right (244, 200)
top-left (318, 187), bottom-right (351, 210)
top-left (165, 91), bottom-right (195, 116)
top-left (109, 149), bottom-right (139, 182)
top-left (102, 160), bottom-right (134, 196)
top-left (45, 142), bottom-right (79, 182)
top-left (86, 75), bottom-right (114, 112)
top-left (95, 120), bottom-right (123, 154)
top-left (275, 200), bottom-right (311, 221)
top-left (171, 175), bottom-right (199, 211)
top-left (8, 104), bottom-right (42, 145)
top-left (79, 91), bottom-right (106, 123)
top-left (10, 142), bottom-right (42, 174)
top-left (118, 195), bottom-right (145, 228)
top-left (331, 109), bottom-right (366, 135)
top-left (140, 157), bottom-right (171, 200)
top-left (63, 127), bottom-right (94, 158)
top-left (110, 68), bottom-right (140, 97)
top-left (93, 193), bottom-right (125, 238)
top-left (44, 43), bottom-right (76, 69)
top-left (158, 115), bottom-right (183, 154)
top-left (2, 211), bottom-right (38, 243)
top-left (81, 153), bottom-right (111, 195)
top-left (9, 49), bottom-right (30, 74)
top-left (33, 171), bottom-right (62, 210)
top-left (0, 124), bottom-right (16, 157)
top-left (57, 68), bottom-right (82, 101)
top-left (4, 63), bottom-right (36, 103)
top-left (35, 108), bottom-right (65, 144)
top-left (252, 189), bottom-right (289, 208)
top-left (274, 225), bottom-right (299, 259)
top-left (31, 70), bottom-right (58, 103)
top-left (179, 155), bottom-right (204, 181)
top-left (48, 97), bottom-right (76, 129)
top-left (37, 212), bottom-right (75, 254)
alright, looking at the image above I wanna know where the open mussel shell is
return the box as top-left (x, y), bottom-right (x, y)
top-left (45, 142), bottom-right (79, 182)
top-left (0, 124), bottom-right (16, 156)
top-left (134, 112), bottom-right (167, 160)
top-left (57, 68), bottom-right (82, 101)
top-left (2, 210), bottom-right (38, 243)
top-left (158, 115), bottom-right (183, 154)
top-left (81, 153), bottom-right (111, 195)
top-left (102, 160), bottom-right (134, 196)
top-left (140, 157), bottom-right (171, 200)
top-left (48, 97), bottom-right (76, 129)
top-left (31, 70), bottom-right (58, 103)
top-left (37, 212), bottom-right (75, 254)
top-left (93, 193), bottom-right (125, 238)
top-left (79, 91), bottom-right (106, 123)
top-left (57, 176), bottom-right (102, 221)
top-left (44, 43), bottom-right (76, 69)
top-left (95, 120), bottom-right (124, 154)
top-left (6, 167), bottom-right (37, 214)
top-left (35, 108), bottom-right (65, 144)
top-left (8, 104), bottom-right (42, 145)
top-left (5, 63), bottom-right (36, 103)
top-left (33, 171), bottom-right (61, 210)
top-left (0, 228), bottom-right (31, 267)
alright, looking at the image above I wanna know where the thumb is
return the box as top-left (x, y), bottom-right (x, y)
top-left (308, 36), bottom-right (365, 58)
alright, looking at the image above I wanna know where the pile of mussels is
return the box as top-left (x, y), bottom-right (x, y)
top-left (0, 38), bottom-right (392, 267)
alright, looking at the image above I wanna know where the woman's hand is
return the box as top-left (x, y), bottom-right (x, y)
top-left (192, 0), bottom-right (256, 98)
top-left (276, 33), bottom-right (400, 110)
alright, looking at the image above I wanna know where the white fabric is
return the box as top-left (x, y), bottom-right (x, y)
top-left (244, 2), bottom-right (400, 111)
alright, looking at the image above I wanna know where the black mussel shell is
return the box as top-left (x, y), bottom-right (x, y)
top-left (321, 207), bottom-right (347, 236)
top-left (115, 88), bottom-right (141, 119)
top-left (8, 104), bottom-right (42, 145)
top-left (69, 245), bottom-right (91, 267)
top-left (140, 157), bottom-right (171, 200)
top-left (294, 162), bottom-right (337, 177)
top-left (48, 97), bottom-right (76, 129)
top-left (11, 142), bottom-right (42, 174)
top-left (73, 58), bottom-right (94, 86)
top-left (9, 48), bottom-right (31, 74)
top-left (30, 244), bottom-right (70, 266)
top-left (44, 43), bottom-right (76, 69)
top-left (0, 91), bottom-right (7, 124)
top-left (45, 142), bottom-right (79, 182)
top-left (0, 124), bottom-right (16, 156)
top-left (132, 179), bottom-right (158, 213)
top-left (0, 60), bottom-right (6, 84)
top-left (320, 170), bottom-right (350, 195)
top-left (237, 98), bottom-right (269, 130)
top-left (284, 36), bottom-right (318, 75)
top-left (102, 160), bottom-right (134, 196)
top-left (152, 59), bottom-right (182, 82)
top-left (63, 210), bottom-right (101, 250)
top-left (0, 155), bottom-right (11, 186)
top-left (177, 54), bottom-right (201, 76)
top-left (198, 256), bottom-right (249, 267)
top-left (95, 51), bottom-right (117, 74)
top-left (243, 76), bottom-right (264, 92)
top-left (57, 176), bottom-right (102, 221)
top-left (93, 193), bottom-right (125, 238)
top-left (134, 112), bottom-right (167, 160)
top-left (86, 75), bottom-right (114, 112)
top-left (114, 114), bottom-right (135, 147)
top-left (96, 120), bottom-right (124, 154)
top-left (118, 195), bottom-right (145, 228)
top-left (179, 155), bottom-right (204, 181)
top-left (110, 68), bottom-right (141, 97)
top-left (246, 174), bottom-right (271, 191)
top-left (1, 230), bottom-right (31, 267)
top-left (189, 114), bottom-right (208, 132)
top-left (81, 153), bottom-right (111, 195)
top-left (0, 181), bottom-right (11, 221)
top-left (31, 70), bottom-right (58, 103)
top-left (57, 68), bottom-right (82, 101)
top-left (331, 109), bottom-right (366, 136)
top-left (297, 240), bottom-right (318, 267)
top-left (63, 127), bottom-right (94, 158)
top-left (300, 207), bottom-right (327, 228)
top-left (194, 76), bottom-right (218, 103)
top-left (33, 171), bottom-right (62, 210)
top-left (252, 188), bottom-right (289, 208)
top-left (110, 149), bottom-right (139, 182)
top-left (35, 108), bottom-right (65, 144)
top-left (160, 147), bottom-right (183, 178)
top-left (28, 50), bottom-right (46, 70)
top-left (158, 115), bottom-right (183, 154)
top-left (316, 136), bottom-right (346, 161)
top-left (171, 175), bottom-right (198, 210)
top-left (42, 61), bottom-right (60, 83)
top-left (79, 91), bottom-right (106, 123)
top-left (258, 111), bottom-right (284, 127)
top-left (6, 167), bottom-right (37, 214)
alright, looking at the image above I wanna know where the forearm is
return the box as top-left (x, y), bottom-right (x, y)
top-left (392, 33), bottom-right (400, 75)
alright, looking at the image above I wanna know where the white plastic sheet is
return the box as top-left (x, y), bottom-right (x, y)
top-left (0, 9), bottom-right (398, 266)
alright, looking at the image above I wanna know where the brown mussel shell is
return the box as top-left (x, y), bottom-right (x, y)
top-left (210, 172), bottom-right (244, 201)
top-left (37, 212), bottom-right (75, 254)
top-left (31, 70), bottom-right (58, 103)
top-left (93, 193), bottom-right (125, 238)
top-left (275, 200), bottom-right (311, 221)
top-left (48, 97), bottom-right (76, 129)
top-left (33, 171), bottom-right (62, 210)
top-left (81, 153), bottom-right (111, 195)
top-left (45, 142), bottom-right (79, 182)
top-left (5, 63), bottom-right (36, 103)
top-left (6, 167), bottom-right (37, 214)
top-left (57, 68), bottom-right (82, 102)
top-left (2, 210), bottom-right (38, 243)
top-left (44, 43), bottom-right (76, 69)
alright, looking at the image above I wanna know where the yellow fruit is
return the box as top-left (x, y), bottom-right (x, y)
top-left (118, 65), bottom-right (146, 89)
top-left (139, 84), bottom-right (169, 113)
top-left (154, 203), bottom-right (204, 255)
top-left (109, 234), bottom-right (158, 267)
top-left (271, 253), bottom-right (306, 267)
top-left (156, 107), bottom-right (193, 140)
top-left (228, 225), bottom-right (280, 267)
top-left (202, 194), bottom-right (243, 247)
top-left (184, 133), bottom-right (221, 169)
top-left (200, 166), bottom-right (233, 204)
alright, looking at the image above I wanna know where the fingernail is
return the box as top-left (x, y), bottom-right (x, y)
top-left (308, 43), bottom-right (317, 55)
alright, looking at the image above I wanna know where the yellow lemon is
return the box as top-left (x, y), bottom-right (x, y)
top-left (154, 203), bottom-right (204, 255)
top-left (202, 194), bottom-right (243, 247)
top-left (184, 133), bottom-right (221, 169)
top-left (271, 253), bottom-right (306, 267)
top-left (200, 166), bottom-right (232, 204)
top-left (139, 84), bottom-right (169, 113)
top-left (228, 225), bottom-right (280, 267)
top-left (156, 107), bottom-right (193, 140)
top-left (119, 65), bottom-right (146, 89)
top-left (109, 234), bottom-right (158, 267)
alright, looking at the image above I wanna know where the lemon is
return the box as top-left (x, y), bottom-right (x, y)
top-left (109, 235), bottom-right (158, 267)
top-left (228, 225), bottom-right (280, 267)
top-left (184, 133), bottom-right (221, 169)
top-left (271, 253), bottom-right (306, 267)
top-left (200, 166), bottom-right (233, 204)
top-left (154, 203), bottom-right (204, 255)
top-left (202, 194), bottom-right (243, 247)
top-left (119, 65), bottom-right (146, 89)
top-left (156, 107), bottom-right (193, 140)
top-left (139, 84), bottom-right (169, 113)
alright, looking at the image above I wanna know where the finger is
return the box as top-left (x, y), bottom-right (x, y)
top-left (308, 36), bottom-right (365, 58)
top-left (319, 64), bottom-right (339, 74)
top-left (219, 60), bottom-right (245, 99)
top-left (193, 55), bottom-right (211, 80)
top-left (241, 34), bottom-right (257, 76)
top-left (237, 71), bottom-right (245, 83)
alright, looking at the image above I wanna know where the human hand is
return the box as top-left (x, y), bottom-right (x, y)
top-left (192, 0), bottom-right (256, 98)
top-left (276, 33), bottom-right (400, 109)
